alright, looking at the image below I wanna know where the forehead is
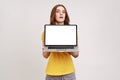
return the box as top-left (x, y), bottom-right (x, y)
top-left (56, 6), bottom-right (65, 10)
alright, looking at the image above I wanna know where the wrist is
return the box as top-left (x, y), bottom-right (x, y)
top-left (42, 48), bottom-right (45, 52)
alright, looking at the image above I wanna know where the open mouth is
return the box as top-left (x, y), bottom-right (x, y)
top-left (59, 17), bottom-right (63, 19)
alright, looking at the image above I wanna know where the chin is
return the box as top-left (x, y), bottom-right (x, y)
top-left (58, 20), bottom-right (64, 23)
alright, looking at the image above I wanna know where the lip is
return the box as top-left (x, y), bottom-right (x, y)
top-left (59, 17), bottom-right (63, 18)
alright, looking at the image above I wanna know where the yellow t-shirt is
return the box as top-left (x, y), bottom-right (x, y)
top-left (41, 32), bottom-right (75, 76)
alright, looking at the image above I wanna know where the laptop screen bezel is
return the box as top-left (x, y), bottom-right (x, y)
top-left (44, 24), bottom-right (78, 46)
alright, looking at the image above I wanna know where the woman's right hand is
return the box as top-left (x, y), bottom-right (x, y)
top-left (42, 42), bottom-right (50, 58)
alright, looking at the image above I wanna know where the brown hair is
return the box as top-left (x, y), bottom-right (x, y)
top-left (50, 4), bottom-right (70, 25)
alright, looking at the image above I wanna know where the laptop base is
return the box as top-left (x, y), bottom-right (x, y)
top-left (44, 46), bottom-right (79, 52)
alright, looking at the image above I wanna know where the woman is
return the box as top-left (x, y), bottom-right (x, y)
top-left (42, 4), bottom-right (79, 80)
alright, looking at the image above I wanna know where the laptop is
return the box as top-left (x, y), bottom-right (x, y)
top-left (44, 24), bottom-right (79, 52)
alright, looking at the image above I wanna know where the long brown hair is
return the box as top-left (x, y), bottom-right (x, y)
top-left (50, 4), bottom-right (70, 25)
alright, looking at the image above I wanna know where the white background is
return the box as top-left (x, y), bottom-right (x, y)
top-left (0, 0), bottom-right (120, 80)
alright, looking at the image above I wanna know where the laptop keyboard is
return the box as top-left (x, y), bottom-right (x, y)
top-left (48, 46), bottom-right (74, 49)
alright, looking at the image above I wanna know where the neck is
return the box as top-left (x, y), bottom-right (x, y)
top-left (55, 22), bottom-right (64, 25)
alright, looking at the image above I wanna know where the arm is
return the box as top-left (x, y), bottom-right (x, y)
top-left (69, 52), bottom-right (79, 58)
top-left (69, 33), bottom-right (80, 58)
top-left (42, 42), bottom-right (50, 59)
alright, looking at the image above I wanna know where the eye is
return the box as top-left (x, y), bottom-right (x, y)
top-left (62, 10), bottom-right (65, 13)
top-left (56, 10), bottom-right (60, 13)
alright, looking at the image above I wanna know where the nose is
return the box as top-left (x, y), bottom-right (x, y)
top-left (60, 12), bottom-right (63, 15)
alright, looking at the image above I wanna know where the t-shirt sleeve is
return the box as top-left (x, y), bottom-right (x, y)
top-left (41, 32), bottom-right (44, 42)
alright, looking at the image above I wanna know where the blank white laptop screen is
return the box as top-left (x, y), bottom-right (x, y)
top-left (45, 25), bottom-right (77, 46)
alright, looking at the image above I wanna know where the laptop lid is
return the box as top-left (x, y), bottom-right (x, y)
top-left (44, 24), bottom-right (77, 46)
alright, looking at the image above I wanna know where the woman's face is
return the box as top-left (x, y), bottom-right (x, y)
top-left (55, 6), bottom-right (66, 24)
